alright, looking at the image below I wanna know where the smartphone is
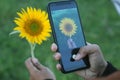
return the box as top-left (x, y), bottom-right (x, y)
top-left (47, 0), bottom-right (90, 73)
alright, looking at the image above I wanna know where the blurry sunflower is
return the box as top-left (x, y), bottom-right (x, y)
top-left (59, 18), bottom-right (77, 37)
top-left (10, 7), bottom-right (51, 58)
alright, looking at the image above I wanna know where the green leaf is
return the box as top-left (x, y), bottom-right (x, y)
top-left (9, 31), bottom-right (20, 36)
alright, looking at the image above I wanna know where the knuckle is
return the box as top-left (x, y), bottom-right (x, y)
top-left (92, 44), bottom-right (100, 51)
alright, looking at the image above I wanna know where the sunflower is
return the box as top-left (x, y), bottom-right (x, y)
top-left (14, 7), bottom-right (51, 44)
top-left (59, 18), bottom-right (77, 37)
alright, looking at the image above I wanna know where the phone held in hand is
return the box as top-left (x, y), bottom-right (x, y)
top-left (47, 0), bottom-right (90, 73)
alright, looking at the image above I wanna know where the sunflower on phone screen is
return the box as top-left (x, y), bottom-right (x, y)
top-left (59, 18), bottom-right (77, 38)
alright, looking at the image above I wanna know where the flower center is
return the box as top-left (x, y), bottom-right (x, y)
top-left (25, 21), bottom-right (43, 36)
top-left (30, 23), bottom-right (39, 33)
top-left (64, 23), bottom-right (73, 32)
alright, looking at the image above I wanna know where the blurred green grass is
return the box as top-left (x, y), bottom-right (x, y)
top-left (0, 0), bottom-right (120, 80)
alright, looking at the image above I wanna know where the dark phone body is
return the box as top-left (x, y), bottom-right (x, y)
top-left (47, 0), bottom-right (90, 73)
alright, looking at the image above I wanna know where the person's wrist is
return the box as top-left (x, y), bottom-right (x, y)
top-left (98, 61), bottom-right (108, 76)
top-left (90, 60), bottom-right (108, 77)
top-left (100, 62), bottom-right (117, 77)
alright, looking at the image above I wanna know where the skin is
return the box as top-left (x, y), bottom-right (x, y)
top-left (25, 43), bottom-right (120, 80)
top-left (51, 43), bottom-right (108, 80)
top-left (25, 58), bottom-right (56, 80)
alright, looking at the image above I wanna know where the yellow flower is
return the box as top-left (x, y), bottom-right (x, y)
top-left (59, 18), bottom-right (77, 37)
top-left (14, 7), bottom-right (51, 44)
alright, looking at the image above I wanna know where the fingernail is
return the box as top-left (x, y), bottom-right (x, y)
top-left (51, 43), bottom-right (56, 50)
top-left (52, 43), bottom-right (56, 46)
top-left (74, 54), bottom-right (82, 60)
top-left (52, 43), bottom-right (56, 47)
top-left (53, 53), bottom-right (60, 60)
top-left (72, 54), bottom-right (77, 59)
top-left (54, 54), bottom-right (58, 59)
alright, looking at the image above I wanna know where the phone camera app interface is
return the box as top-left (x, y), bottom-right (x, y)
top-left (51, 7), bottom-right (87, 71)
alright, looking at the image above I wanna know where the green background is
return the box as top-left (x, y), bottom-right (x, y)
top-left (0, 0), bottom-right (120, 80)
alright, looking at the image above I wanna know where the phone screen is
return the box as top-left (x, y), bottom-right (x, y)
top-left (48, 1), bottom-right (89, 72)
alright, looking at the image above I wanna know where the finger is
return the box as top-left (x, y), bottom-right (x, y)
top-left (31, 58), bottom-right (45, 70)
top-left (25, 58), bottom-right (35, 73)
top-left (51, 43), bottom-right (57, 52)
top-left (74, 53), bottom-right (82, 60)
top-left (56, 64), bottom-right (61, 71)
top-left (53, 52), bottom-right (61, 61)
top-left (75, 44), bottom-right (100, 60)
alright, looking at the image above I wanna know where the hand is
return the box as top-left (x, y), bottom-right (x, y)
top-left (25, 58), bottom-right (56, 80)
top-left (51, 43), bottom-right (107, 80)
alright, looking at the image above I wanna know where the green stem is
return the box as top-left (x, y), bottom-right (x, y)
top-left (29, 43), bottom-right (36, 59)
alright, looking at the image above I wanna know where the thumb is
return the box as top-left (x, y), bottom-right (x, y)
top-left (25, 58), bottom-right (45, 74)
top-left (31, 58), bottom-right (45, 70)
top-left (74, 44), bottom-right (100, 60)
top-left (25, 58), bottom-right (35, 74)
